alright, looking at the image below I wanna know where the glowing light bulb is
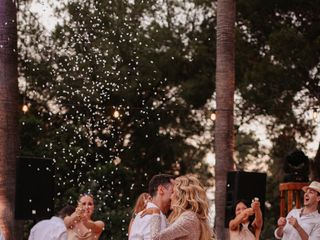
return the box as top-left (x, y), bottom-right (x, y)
top-left (313, 110), bottom-right (318, 120)
top-left (22, 104), bottom-right (29, 113)
top-left (210, 112), bottom-right (216, 121)
top-left (113, 110), bottom-right (120, 118)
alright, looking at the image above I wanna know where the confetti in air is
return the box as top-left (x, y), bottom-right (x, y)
top-left (17, 0), bottom-right (215, 238)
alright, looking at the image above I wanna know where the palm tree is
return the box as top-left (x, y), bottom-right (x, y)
top-left (214, 0), bottom-right (236, 239)
top-left (0, 0), bottom-right (20, 239)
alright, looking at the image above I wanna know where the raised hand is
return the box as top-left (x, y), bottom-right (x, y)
top-left (75, 203), bottom-right (86, 220)
top-left (251, 199), bottom-right (260, 211)
top-left (242, 207), bottom-right (254, 219)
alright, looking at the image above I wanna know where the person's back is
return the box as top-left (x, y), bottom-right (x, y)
top-left (28, 216), bottom-right (67, 240)
top-left (28, 205), bottom-right (75, 240)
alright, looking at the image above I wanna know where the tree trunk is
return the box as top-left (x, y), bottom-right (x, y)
top-left (0, 0), bottom-right (20, 239)
top-left (214, 0), bottom-right (236, 239)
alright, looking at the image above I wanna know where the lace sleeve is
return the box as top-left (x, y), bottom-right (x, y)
top-left (151, 211), bottom-right (199, 240)
top-left (150, 215), bottom-right (161, 239)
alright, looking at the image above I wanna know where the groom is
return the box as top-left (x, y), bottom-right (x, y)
top-left (129, 174), bottom-right (175, 240)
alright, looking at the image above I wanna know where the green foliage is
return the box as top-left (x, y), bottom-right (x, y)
top-left (17, 0), bottom-right (320, 238)
top-left (234, 131), bottom-right (261, 171)
top-left (18, 0), bottom-right (215, 238)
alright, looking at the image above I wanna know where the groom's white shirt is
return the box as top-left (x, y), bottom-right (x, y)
top-left (129, 202), bottom-right (168, 240)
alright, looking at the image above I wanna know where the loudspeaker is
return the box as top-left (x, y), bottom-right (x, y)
top-left (15, 156), bottom-right (55, 220)
top-left (225, 171), bottom-right (267, 227)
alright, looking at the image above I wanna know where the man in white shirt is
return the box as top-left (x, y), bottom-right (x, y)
top-left (28, 205), bottom-right (75, 240)
top-left (274, 181), bottom-right (320, 240)
top-left (129, 174), bottom-right (175, 240)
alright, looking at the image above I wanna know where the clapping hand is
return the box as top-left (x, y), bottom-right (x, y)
top-left (288, 216), bottom-right (299, 229)
top-left (277, 217), bottom-right (287, 227)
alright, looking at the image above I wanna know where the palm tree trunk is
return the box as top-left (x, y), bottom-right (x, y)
top-left (215, 0), bottom-right (236, 239)
top-left (0, 0), bottom-right (20, 239)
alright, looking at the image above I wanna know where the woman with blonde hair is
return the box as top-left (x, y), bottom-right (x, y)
top-left (145, 174), bottom-right (213, 240)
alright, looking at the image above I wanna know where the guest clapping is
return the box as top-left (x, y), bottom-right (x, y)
top-left (274, 181), bottom-right (320, 240)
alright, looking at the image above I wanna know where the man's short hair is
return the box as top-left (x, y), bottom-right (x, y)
top-left (148, 174), bottom-right (175, 197)
top-left (57, 205), bottom-right (75, 219)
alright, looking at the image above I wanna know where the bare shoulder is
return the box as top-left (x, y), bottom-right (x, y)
top-left (94, 220), bottom-right (105, 229)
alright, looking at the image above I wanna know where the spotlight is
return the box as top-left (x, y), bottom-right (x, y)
top-left (283, 150), bottom-right (309, 182)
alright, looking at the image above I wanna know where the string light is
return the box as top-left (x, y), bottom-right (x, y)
top-left (113, 110), bottom-right (120, 118)
top-left (21, 82), bottom-right (28, 113)
top-left (312, 109), bottom-right (318, 121)
top-left (22, 104), bottom-right (29, 113)
top-left (210, 112), bottom-right (216, 121)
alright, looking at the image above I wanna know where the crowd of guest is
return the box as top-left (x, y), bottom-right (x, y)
top-left (128, 175), bottom-right (320, 240)
top-left (22, 174), bottom-right (320, 240)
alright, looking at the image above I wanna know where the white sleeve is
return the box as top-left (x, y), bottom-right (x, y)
top-left (274, 228), bottom-right (283, 239)
top-left (56, 231), bottom-right (68, 240)
top-left (309, 223), bottom-right (320, 240)
top-left (28, 228), bottom-right (34, 240)
top-left (274, 209), bottom-right (296, 239)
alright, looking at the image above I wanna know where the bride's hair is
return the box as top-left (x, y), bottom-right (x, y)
top-left (169, 174), bottom-right (213, 240)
